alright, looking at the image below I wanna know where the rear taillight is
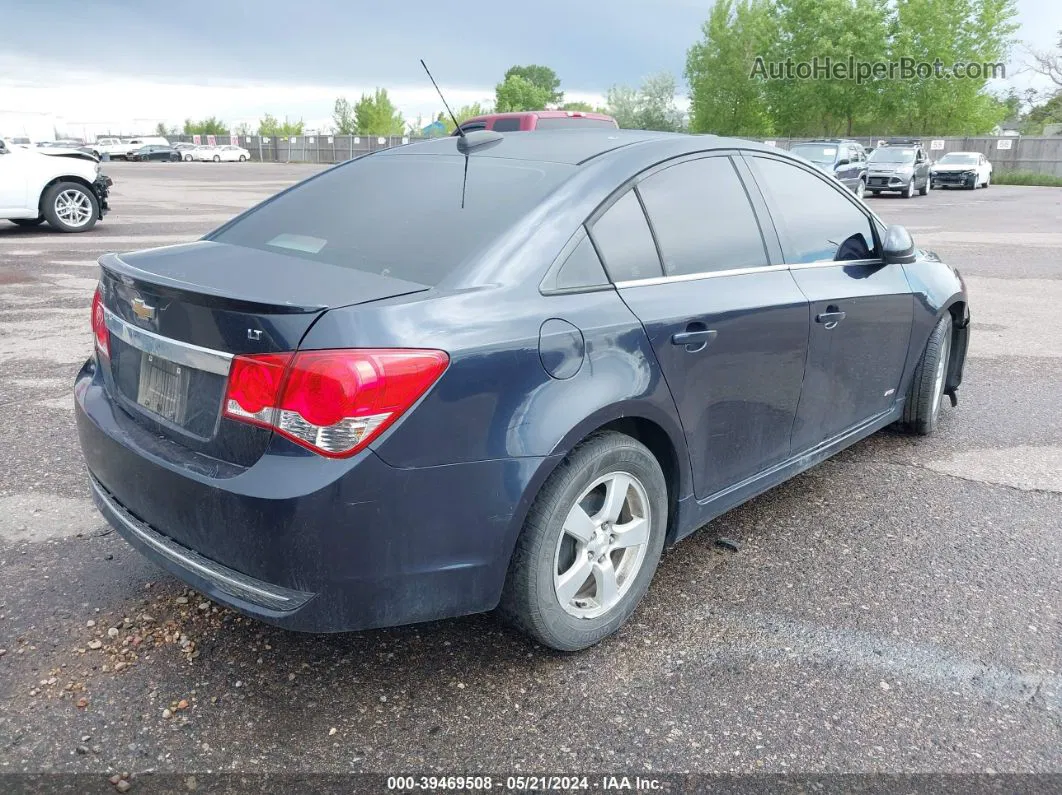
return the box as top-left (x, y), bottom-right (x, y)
top-left (222, 348), bottom-right (449, 458)
top-left (92, 286), bottom-right (109, 358)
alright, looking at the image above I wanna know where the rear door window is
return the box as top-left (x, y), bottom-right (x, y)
top-left (589, 190), bottom-right (664, 283)
top-left (491, 118), bottom-right (523, 132)
top-left (637, 157), bottom-right (769, 276)
top-left (211, 154), bottom-right (573, 286)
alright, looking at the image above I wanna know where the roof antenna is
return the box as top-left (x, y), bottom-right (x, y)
top-left (421, 59), bottom-right (464, 140)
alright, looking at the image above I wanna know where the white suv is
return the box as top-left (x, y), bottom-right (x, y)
top-left (0, 139), bottom-right (112, 232)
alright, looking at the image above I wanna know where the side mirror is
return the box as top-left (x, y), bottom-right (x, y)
top-left (836, 158), bottom-right (851, 167)
top-left (882, 224), bottom-right (916, 265)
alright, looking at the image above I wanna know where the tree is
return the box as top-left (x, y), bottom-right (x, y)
top-left (560, 101), bottom-right (597, 112)
top-left (502, 65), bottom-right (563, 106)
top-left (495, 75), bottom-right (551, 112)
top-left (353, 88), bottom-right (405, 136)
top-left (258, 114), bottom-right (305, 137)
top-left (233, 122), bottom-right (253, 137)
top-left (436, 103), bottom-right (493, 134)
top-left (183, 116), bottom-right (228, 135)
top-left (1024, 29), bottom-right (1062, 90)
top-left (685, 0), bottom-right (776, 136)
top-left (606, 73), bottom-right (684, 131)
top-left (154, 122), bottom-right (168, 136)
top-left (332, 97), bottom-right (356, 134)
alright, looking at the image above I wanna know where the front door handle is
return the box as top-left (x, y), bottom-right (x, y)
top-left (671, 328), bottom-right (717, 352)
top-left (815, 307), bottom-right (847, 329)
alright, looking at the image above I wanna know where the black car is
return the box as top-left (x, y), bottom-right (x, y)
top-left (129, 145), bottom-right (181, 162)
top-left (865, 138), bottom-right (932, 198)
top-left (75, 129), bottom-right (970, 651)
top-left (788, 139), bottom-right (868, 197)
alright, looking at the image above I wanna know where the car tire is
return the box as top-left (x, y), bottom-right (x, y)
top-left (42, 181), bottom-right (99, 233)
top-left (904, 180), bottom-right (915, 199)
top-left (10, 217), bottom-right (45, 227)
top-left (239, 155), bottom-right (247, 162)
top-left (169, 154), bottom-right (179, 162)
top-left (983, 174), bottom-right (990, 188)
top-left (901, 313), bottom-right (953, 436)
top-left (183, 154), bottom-right (193, 161)
top-left (499, 431), bottom-right (668, 651)
top-left (855, 179), bottom-right (866, 199)
top-left (919, 178), bottom-right (929, 196)
top-left (213, 155), bottom-right (221, 162)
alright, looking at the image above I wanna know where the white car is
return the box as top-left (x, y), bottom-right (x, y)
top-left (189, 145), bottom-right (220, 162)
top-left (90, 137), bottom-right (136, 160)
top-left (2, 136), bottom-right (33, 149)
top-left (0, 139), bottom-right (112, 232)
top-left (930, 151), bottom-right (993, 189)
top-left (213, 144), bottom-right (251, 162)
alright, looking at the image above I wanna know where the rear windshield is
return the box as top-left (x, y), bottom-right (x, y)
top-left (212, 153), bottom-right (572, 285)
top-left (535, 117), bottom-right (617, 129)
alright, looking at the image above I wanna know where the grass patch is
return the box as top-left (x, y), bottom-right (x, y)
top-left (991, 171), bottom-right (1062, 187)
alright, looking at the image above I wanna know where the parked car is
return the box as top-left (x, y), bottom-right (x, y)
top-left (123, 137), bottom-right (170, 157)
top-left (128, 145), bottom-right (181, 162)
top-left (75, 129), bottom-right (970, 651)
top-left (90, 137), bottom-right (136, 160)
top-left (212, 144), bottom-right (251, 162)
top-left (455, 110), bottom-right (618, 134)
top-left (0, 138), bottom-right (112, 232)
top-left (865, 138), bottom-right (932, 198)
top-left (189, 145), bottom-right (220, 162)
top-left (174, 143), bottom-right (198, 161)
top-left (930, 151), bottom-right (992, 189)
top-left (788, 139), bottom-right (868, 197)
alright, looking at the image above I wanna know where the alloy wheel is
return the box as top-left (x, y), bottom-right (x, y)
top-left (553, 471), bottom-right (651, 620)
top-left (54, 189), bottom-right (92, 228)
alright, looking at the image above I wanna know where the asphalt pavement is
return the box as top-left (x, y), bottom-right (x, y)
top-left (0, 162), bottom-right (1059, 780)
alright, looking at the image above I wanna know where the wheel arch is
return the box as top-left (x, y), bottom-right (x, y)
top-left (38, 175), bottom-right (97, 216)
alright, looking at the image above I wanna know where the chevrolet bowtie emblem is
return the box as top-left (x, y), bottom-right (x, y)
top-left (131, 297), bottom-right (156, 321)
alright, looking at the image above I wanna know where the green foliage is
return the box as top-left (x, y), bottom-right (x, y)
top-left (686, 0), bottom-right (1018, 136)
top-left (686, 0), bottom-right (776, 136)
top-left (502, 65), bottom-right (563, 106)
top-left (258, 114), bottom-right (305, 137)
top-left (560, 101), bottom-right (597, 113)
top-left (183, 116), bottom-right (228, 135)
top-left (990, 170), bottom-right (1062, 186)
top-left (436, 103), bottom-right (493, 134)
top-left (495, 75), bottom-right (551, 112)
top-left (1022, 92), bottom-right (1062, 134)
top-left (332, 97), bottom-right (356, 134)
top-left (606, 73), bottom-right (685, 131)
top-left (353, 89), bottom-right (405, 136)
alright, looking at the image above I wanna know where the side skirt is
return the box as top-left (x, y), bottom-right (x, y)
top-left (672, 401), bottom-right (904, 543)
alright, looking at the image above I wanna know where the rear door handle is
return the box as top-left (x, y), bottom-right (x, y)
top-left (671, 328), bottom-right (717, 351)
top-left (815, 309), bottom-right (846, 329)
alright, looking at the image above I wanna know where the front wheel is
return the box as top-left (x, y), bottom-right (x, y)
top-left (213, 155), bottom-right (221, 162)
top-left (183, 154), bottom-right (193, 161)
top-left (903, 180), bottom-right (915, 199)
top-left (500, 431), bottom-right (668, 651)
top-left (919, 178), bottom-right (929, 196)
top-left (42, 182), bottom-right (98, 233)
top-left (902, 313), bottom-right (953, 435)
top-left (238, 155), bottom-right (247, 162)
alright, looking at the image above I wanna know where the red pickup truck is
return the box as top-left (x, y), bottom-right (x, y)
top-left (454, 110), bottom-right (618, 134)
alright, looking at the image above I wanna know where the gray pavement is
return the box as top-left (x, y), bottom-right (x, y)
top-left (0, 162), bottom-right (1059, 777)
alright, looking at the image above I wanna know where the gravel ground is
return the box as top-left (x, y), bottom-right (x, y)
top-left (0, 162), bottom-right (1059, 782)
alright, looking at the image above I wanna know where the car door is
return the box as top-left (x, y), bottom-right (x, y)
top-left (836, 146), bottom-right (860, 190)
top-left (589, 154), bottom-right (811, 499)
top-left (744, 153), bottom-right (914, 450)
top-left (915, 148), bottom-right (930, 188)
top-left (0, 141), bottom-right (30, 211)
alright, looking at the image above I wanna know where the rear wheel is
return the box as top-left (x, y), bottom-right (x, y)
top-left (500, 432), bottom-right (668, 651)
top-left (855, 179), bottom-right (866, 199)
top-left (983, 173), bottom-right (990, 188)
top-left (10, 217), bottom-right (45, 227)
top-left (919, 178), bottom-right (929, 196)
top-left (42, 181), bottom-right (98, 233)
top-left (902, 313), bottom-right (953, 436)
top-left (239, 155), bottom-right (247, 162)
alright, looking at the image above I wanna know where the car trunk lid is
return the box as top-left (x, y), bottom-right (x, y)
top-left (97, 240), bottom-right (429, 467)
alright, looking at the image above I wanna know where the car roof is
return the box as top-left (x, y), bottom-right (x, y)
top-left (382, 129), bottom-right (779, 166)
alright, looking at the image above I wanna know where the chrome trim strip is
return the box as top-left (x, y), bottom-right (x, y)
top-left (104, 308), bottom-right (233, 376)
top-left (615, 263), bottom-right (790, 288)
top-left (788, 258), bottom-right (882, 271)
top-left (89, 477), bottom-right (312, 611)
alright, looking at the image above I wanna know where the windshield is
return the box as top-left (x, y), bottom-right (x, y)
top-left (869, 148), bottom-right (916, 164)
top-left (789, 144), bottom-right (838, 165)
top-left (211, 153), bottom-right (573, 285)
top-left (938, 153), bottom-right (978, 165)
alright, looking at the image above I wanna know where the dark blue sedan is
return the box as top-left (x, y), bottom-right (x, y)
top-left (75, 129), bottom-right (970, 650)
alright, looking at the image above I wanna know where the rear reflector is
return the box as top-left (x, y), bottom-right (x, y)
top-left (92, 285), bottom-right (110, 358)
top-left (223, 348), bottom-right (449, 458)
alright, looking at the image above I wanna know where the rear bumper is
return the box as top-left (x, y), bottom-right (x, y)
top-left (75, 357), bottom-right (552, 632)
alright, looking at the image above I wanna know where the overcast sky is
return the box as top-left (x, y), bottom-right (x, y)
top-left (1, 0), bottom-right (1058, 139)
